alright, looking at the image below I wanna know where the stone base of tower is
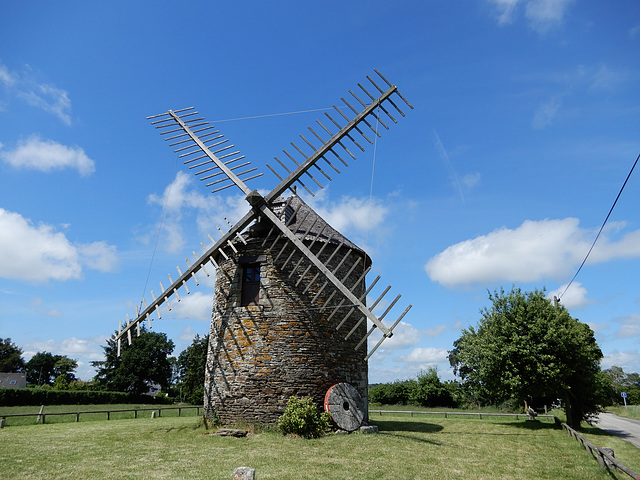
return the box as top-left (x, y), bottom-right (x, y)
top-left (203, 234), bottom-right (369, 426)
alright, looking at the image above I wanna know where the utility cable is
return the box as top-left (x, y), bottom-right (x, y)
top-left (558, 151), bottom-right (640, 301)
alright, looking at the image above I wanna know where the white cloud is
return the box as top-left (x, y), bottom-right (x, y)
top-left (0, 61), bottom-right (72, 124)
top-left (146, 171), bottom-right (247, 253)
top-left (22, 336), bottom-right (107, 362)
top-left (307, 194), bottom-right (389, 236)
top-left (461, 172), bottom-right (481, 189)
top-left (425, 324), bottom-right (449, 338)
top-left (532, 95), bottom-right (563, 129)
top-left (146, 172), bottom-right (393, 257)
top-left (22, 335), bottom-right (108, 381)
top-left (487, 0), bottom-right (574, 33)
top-left (589, 65), bottom-right (627, 92)
top-left (526, 64), bottom-right (629, 129)
top-left (490, 0), bottom-right (520, 25)
top-left (433, 131), bottom-right (480, 201)
top-left (78, 241), bottom-right (119, 272)
top-left (20, 84), bottom-right (72, 125)
top-left (178, 325), bottom-right (197, 342)
top-left (425, 218), bottom-right (640, 287)
top-left (546, 282), bottom-right (591, 309)
top-left (0, 63), bottom-right (16, 87)
top-left (29, 297), bottom-right (62, 318)
top-left (1, 136), bottom-right (95, 176)
top-left (602, 349), bottom-right (640, 373)
top-left (399, 347), bottom-right (449, 365)
top-left (615, 314), bottom-right (640, 339)
top-left (0, 208), bottom-right (118, 283)
top-left (379, 322), bottom-right (422, 351)
top-left (525, 0), bottom-right (574, 33)
top-left (168, 290), bottom-right (214, 321)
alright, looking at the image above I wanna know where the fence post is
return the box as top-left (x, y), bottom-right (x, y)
top-left (37, 405), bottom-right (45, 424)
top-left (76, 413), bottom-right (80, 422)
top-left (600, 448), bottom-right (615, 468)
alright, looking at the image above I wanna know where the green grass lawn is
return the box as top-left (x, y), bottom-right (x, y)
top-left (606, 404), bottom-right (640, 420)
top-left (1, 410), bottom-right (639, 479)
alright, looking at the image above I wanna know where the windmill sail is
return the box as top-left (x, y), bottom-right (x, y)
top-left (115, 70), bottom-right (413, 360)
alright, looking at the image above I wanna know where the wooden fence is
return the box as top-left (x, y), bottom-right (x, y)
top-left (370, 409), bottom-right (557, 422)
top-left (0, 405), bottom-right (202, 426)
top-left (562, 421), bottom-right (640, 479)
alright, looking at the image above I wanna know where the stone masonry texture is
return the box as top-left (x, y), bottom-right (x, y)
top-left (204, 207), bottom-right (369, 425)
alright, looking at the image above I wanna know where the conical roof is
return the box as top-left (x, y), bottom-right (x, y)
top-left (270, 195), bottom-right (371, 265)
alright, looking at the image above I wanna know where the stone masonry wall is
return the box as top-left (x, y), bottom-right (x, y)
top-left (204, 234), bottom-right (368, 425)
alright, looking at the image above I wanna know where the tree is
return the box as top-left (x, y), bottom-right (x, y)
top-left (25, 352), bottom-right (77, 386)
top-left (449, 286), bottom-right (605, 429)
top-left (92, 326), bottom-right (175, 395)
top-left (0, 338), bottom-right (25, 373)
top-left (409, 368), bottom-right (455, 408)
top-left (603, 366), bottom-right (640, 405)
top-left (369, 379), bottom-right (416, 405)
top-left (176, 334), bottom-right (208, 404)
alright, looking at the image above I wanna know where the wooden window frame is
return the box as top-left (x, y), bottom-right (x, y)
top-left (241, 263), bottom-right (261, 306)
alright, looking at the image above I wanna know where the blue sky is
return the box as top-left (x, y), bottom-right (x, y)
top-left (1, 1), bottom-right (639, 383)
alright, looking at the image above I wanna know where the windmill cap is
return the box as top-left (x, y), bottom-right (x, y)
top-left (271, 195), bottom-right (371, 266)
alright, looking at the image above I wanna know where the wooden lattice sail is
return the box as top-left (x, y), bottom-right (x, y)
top-left (114, 70), bottom-right (414, 424)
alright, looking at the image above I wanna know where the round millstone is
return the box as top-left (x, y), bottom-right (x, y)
top-left (324, 383), bottom-right (365, 432)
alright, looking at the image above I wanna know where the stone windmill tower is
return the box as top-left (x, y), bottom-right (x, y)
top-left (114, 70), bottom-right (413, 429)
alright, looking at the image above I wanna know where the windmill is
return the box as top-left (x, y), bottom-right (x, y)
top-left (114, 70), bottom-right (413, 429)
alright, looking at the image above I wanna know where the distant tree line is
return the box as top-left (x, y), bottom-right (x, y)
top-left (0, 331), bottom-right (209, 405)
top-left (369, 368), bottom-right (460, 408)
top-left (4, 285), bottom-right (639, 421)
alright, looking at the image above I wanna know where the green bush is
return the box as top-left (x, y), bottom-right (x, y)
top-left (277, 396), bottom-right (331, 439)
top-left (369, 379), bottom-right (416, 405)
top-left (0, 388), bottom-right (173, 406)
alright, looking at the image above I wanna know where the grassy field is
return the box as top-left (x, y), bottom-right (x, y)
top-left (1, 409), bottom-right (639, 479)
top-left (607, 404), bottom-right (640, 420)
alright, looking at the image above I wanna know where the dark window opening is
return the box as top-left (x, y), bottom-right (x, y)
top-left (241, 263), bottom-right (261, 306)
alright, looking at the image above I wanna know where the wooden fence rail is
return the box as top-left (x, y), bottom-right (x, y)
top-left (562, 421), bottom-right (640, 479)
top-left (369, 410), bottom-right (557, 421)
top-left (0, 405), bottom-right (203, 425)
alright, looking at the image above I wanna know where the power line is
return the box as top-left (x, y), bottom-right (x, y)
top-left (558, 151), bottom-right (640, 301)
